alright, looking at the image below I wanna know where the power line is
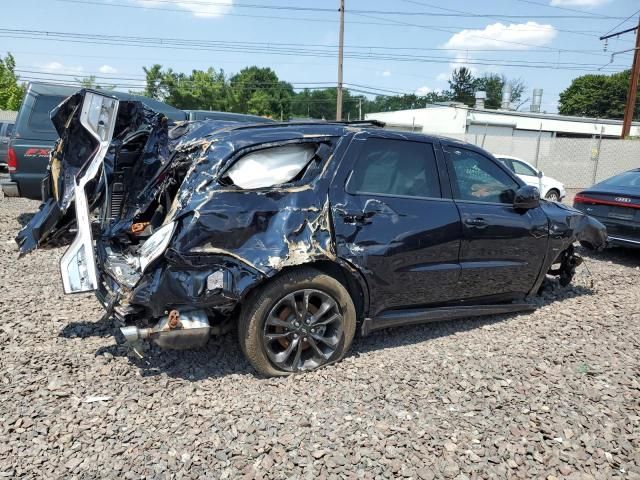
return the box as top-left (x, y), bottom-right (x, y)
top-left (397, 0), bottom-right (618, 41)
top-left (53, 0), bottom-right (629, 19)
top-left (0, 28), bottom-right (609, 55)
top-left (510, 0), bottom-right (612, 18)
top-left (16, 76), bottom-right (404, 101)
top-left (14, 68), bottom-right (420, 96)
top-left (350, 12), bottom-right (615, 57)
top-left (602, 8), bottom-right (640, 37)
top-left (37, 3), bottom-right (625, 41)
top-left (1, 29), bottom-right (627, 71)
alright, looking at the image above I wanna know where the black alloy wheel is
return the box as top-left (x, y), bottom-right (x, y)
top-left (238, 268), bottom-right (357, 376)
top-left (262, 289), bottom-right (343, 372)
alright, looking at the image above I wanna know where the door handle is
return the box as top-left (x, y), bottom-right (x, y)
top-left (464, 217), bottom-right (488, 228)
top-left (335, 208), bottom-right (371, 224)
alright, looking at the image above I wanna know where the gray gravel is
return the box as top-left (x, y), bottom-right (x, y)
top-left (1, 193), bottom-right (639, 480)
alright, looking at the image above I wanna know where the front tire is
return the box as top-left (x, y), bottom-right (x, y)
top-left (238, 268), bottom-right (357, 376)
top-left (545, 189), bottom-right (560, 202)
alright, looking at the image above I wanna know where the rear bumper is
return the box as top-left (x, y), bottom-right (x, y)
top-left (591, 216), bottom-right (640, 248)
top-left (1, 179), bottom-right (19, 197)
top-left (5, 173), bottom-right (46, 200)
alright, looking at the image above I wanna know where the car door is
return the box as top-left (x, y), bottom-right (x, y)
top-left (330, 133), bottom-right (463, 317)
top-left (443, 144), bottom-right (549, 301)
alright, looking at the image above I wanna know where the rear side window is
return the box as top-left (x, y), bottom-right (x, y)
top-left (512, 160), bottom-right (537, 176)
top-left (348, 138), bottom-right (441, 199)
top-left (28, 95), bottom-right (66, 132)
top-left (446, 148), bottom-right (519, 204)
top-left (5, 123), bottom-right (14, 136)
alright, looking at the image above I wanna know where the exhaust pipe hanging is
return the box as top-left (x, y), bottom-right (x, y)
top-left (120, 309), bottom-right (211, 349)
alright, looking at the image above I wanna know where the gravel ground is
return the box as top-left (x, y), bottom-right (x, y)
top-left (0, 193), bottom-right (639, 480)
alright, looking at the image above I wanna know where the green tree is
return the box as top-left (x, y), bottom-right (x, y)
top-left (558, 70), bottom-right (637, 119)
top-left (447, 69), bottom-right (526, 109)
top-left (366, 91), bottom-right (452, 112)
top-left (448, 67), bottom-right (476, 106)
top-left (139, 65), bottom-right (229, 110)
top-left (142, 64), bottom-right (164, 99)
top-left (228, 66), bottom-right (293, 118)
top-left (76, 75), bottom-right (116, 90)
top-left (474, 74), bottom-right (526, 110)
top-left (0, 53), bottom-right (25, 110)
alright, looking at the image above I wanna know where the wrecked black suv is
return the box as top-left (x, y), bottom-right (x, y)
top-left (17, 91), bottom-right (607, 376)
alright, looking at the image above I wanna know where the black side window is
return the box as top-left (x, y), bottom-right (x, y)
top-left (28, 95), bottom-right (66, 132)
top-left (347, 138), bottom-right (441, 199)
top-left (5, 124), bottom-right (14, 136)
top-left (446, 148), bottom-right (519, 204)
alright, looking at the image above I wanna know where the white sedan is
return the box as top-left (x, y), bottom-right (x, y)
top-left (495, 155), bottom-right (566, 202)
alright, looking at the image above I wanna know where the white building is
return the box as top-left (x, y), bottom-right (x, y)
top-left (365, 103), bottom-right (640, 139)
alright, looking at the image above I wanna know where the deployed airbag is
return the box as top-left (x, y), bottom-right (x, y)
top-left (225, 143), bottom-right (316, 189)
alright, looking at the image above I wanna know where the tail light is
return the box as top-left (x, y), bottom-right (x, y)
top-left (575, 193), bottom-right (640, 209)
top-left (573, 193), bottom-right (589, 204)
top-left (7, 147), bottom-right (17, 173)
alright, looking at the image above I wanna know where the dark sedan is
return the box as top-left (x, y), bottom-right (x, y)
top-left (574, 169), bottom-right (640, 248)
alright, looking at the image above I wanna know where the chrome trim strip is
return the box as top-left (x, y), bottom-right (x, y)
top-left (608, 235), bottom-right (640, 245)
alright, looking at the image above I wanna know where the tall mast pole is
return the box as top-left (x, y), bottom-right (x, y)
top-left (336, 0), bottom-right (345, 121)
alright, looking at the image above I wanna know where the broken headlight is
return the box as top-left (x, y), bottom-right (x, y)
top-left (139, 222), bottom-right (176, 272)
top-left (224, 144), bottom-right (316, 189)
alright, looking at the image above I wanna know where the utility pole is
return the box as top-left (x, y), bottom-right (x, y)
top-left (336, 0), bottom-right (345, 121)
top-left (600, 17), bottom-right (640, 138)
top-left (358, 97), bottom-right (362, 121)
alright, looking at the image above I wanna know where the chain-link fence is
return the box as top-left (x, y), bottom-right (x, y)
top-left (402, 130), bottom-right (640, 199)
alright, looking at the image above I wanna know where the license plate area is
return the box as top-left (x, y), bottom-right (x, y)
top-left (607, 206), bottom-right (634, 221)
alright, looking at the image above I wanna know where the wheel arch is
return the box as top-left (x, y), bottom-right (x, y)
top-left (545, 187), bottom-right (560, 199)
top-left (239, 259), bottom-right (370, 322)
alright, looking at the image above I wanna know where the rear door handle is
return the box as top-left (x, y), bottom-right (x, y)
top-left (464, 217), bottom-right (488, 228)
top-left (335, 208), bottom-right (371, 224)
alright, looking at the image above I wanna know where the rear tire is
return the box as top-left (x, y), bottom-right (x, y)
top-left (238, 268), bottom-right (357, 376)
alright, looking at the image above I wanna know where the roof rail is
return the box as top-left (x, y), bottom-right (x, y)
top-left (219, 119), bottom-right (387, 133)
top-left (339, 120), bottom-right (386, 127)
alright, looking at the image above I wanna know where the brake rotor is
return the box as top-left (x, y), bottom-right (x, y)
top-left (275, 304), bottom-right (317, 350)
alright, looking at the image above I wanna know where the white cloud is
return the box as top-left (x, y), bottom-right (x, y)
top-left (415, 86), bottom-right (432, 96)
top-left (137, 0), bottom-right (232, 17)
top-left (436, 72), bottom-right (449, 82)
top-left (443, 22), bottom-right (557, 50)
top-left (99, 65), bottom-right (118, 74)
top-left (382, 70), bottom-right (392, 77)
top-left (40, 62), bottom-right (84, 74)
top-left (550, 0), bottom-right (609, 6)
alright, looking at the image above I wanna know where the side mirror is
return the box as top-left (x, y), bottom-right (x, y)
top-left (513, 185), bottom-right (540, 210)
top-left (537, 170), bottom-right (544, 179)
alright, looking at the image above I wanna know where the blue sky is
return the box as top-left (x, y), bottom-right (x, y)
top-left (2, 0), bottom-right (639, 112)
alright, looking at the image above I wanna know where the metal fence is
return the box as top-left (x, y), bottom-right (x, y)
top-left (433, 133), bottom-right (640, 196)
